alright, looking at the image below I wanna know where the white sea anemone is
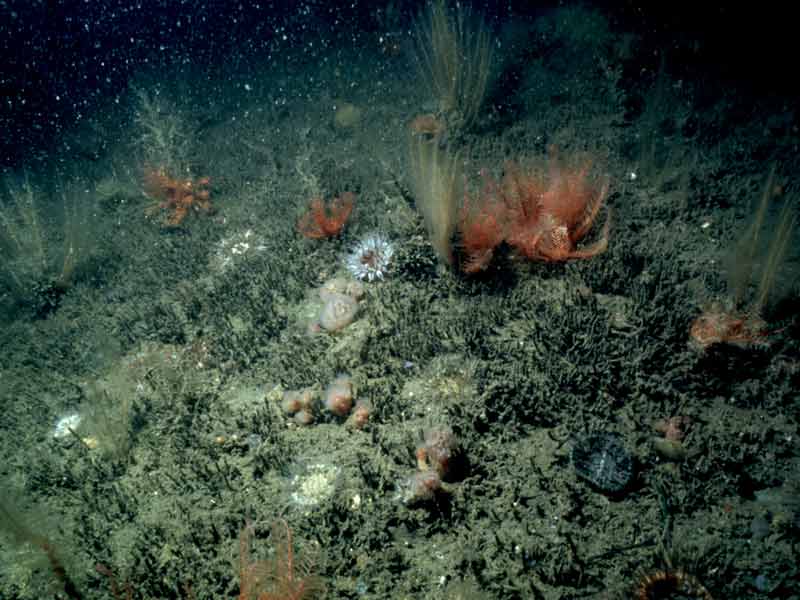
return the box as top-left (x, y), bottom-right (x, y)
top-left (345, 233), bottom-right (395, 281)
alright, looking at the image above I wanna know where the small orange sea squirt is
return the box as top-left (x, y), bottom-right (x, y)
top-left (324, 374), bottom-right (353, 417)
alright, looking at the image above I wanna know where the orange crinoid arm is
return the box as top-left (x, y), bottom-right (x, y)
top-left (237, 520), bottom-right (325, 600)
top-left (142, 167), bottom-right (213, 226)
top-left (297, 192), bottom-right (355, 238)
top-left (459, 172), bottom-right (508, 273)
top-left (504, 150), bottom-right (609, 262)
